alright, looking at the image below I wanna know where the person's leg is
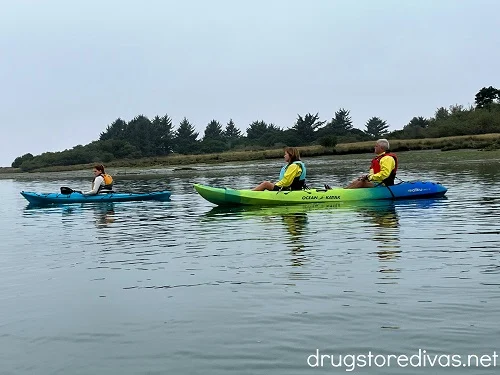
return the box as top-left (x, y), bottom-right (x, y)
top-left (345, 179), bottom-right (361, 189)
top-left (345, 178), bottom-right (374, 189)
top-left (252, 181), bottom-right (275, 191)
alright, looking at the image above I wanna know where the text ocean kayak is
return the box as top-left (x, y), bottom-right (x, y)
top-left (20, 190), bottom-right (171, 205)
top-left (194, 181), bottom-right (447, 206)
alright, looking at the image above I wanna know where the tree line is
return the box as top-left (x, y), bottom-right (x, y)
top-left (12, 86), bottom-right (500, 171)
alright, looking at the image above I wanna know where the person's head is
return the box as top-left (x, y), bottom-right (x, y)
top-left (284, 147), bottom-right (301, 164)
top-left (374, 139), bottom-right (390, 154)
top-left (93, 164), bottom-right (105, 176)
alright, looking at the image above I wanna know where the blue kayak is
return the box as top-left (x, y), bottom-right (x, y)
top-left (20, 190), bottom-right (171, 205)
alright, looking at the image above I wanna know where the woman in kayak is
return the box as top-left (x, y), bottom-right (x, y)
top-left (83, 164), bottom-right (114, 195)
top-left (345, 138), bottom-right (398, 189)
top-left (252, 147), bottom-right (307, 191)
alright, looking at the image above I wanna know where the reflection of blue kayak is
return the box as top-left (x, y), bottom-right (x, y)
top-left (20, 190), bottom-right (171, 205)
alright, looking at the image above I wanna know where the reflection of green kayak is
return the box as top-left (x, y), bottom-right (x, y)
top-left (194, 181), bottom-right (447, 206)
top-left (205, 199), bottom-right (391, 216)
top-left (203, 197), bottom-right (443, 219)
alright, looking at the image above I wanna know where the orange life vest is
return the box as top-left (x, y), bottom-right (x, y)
top-left (92, 173), bottom-right (113, 192)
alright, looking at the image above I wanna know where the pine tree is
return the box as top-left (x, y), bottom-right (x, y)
top-left (152, 114), bottom-right (174, 155)
top-left (246, 120), bottom-right (269, 141)
top-left (292, 113), bottom-right (325, 143)
top-left (203, 120), bottom-right (224, 141)
top-left (475, 86), bottom-right (500, 109)
top-left (174, 117), bottom-right (199, 154)
top-left (224, 119), bottom-right (242, 149)
top-left (328, 108), bottom-right (353, 135)
top-left (224, 119), bottom-right (241, 139)
top-left (365, 117), bottom-right (389, 138)
top-left (99, 118), bottom-right (127, 141)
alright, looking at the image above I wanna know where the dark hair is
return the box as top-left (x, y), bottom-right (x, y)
top-left (94, 164), bottom-right (105, 173)
top-left (284, 147), bottom-right (301, 163)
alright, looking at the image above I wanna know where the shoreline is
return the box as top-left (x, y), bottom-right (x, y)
top-left (2, 133), bottom-right (500, 177)
top-left (2, 148), bottom-right (500, 181)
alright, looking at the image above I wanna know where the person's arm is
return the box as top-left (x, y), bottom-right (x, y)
top-left (368, 156), bottom-right (395, 182)
top-left (83, 176), bottom-right (103, 195)
top-left (275, 164), bottom-right (301, 187)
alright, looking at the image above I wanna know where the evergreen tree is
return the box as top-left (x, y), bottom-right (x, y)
top-left (99, 118), bottom-right (127, 141)
top-left (259, 123), bottom-right (284, 147)
top-left (224, 119), bottom-right (241, 139)
top-left (152, 114), bottom-right (174, 155)
top-left (405, 116), bottom-right (430, 129)
top-left (475, 86), bottom-right (500, 109)
top-left (247, 121), bottom-right (267, 140)
top-left (401, 116), bottom-right (430, 139)
top-left (125, 115), bottom-right (153, 156)
top-left (246, 120), bottom-right (285, 146)
top-left (328, 108), bottom-right (353, 135)
top-left (224, 119), bottom-right (242, 148)
top-left (292, 113), bottom-right (325, 143)
top-left (203, 120), bottom-right (224, 141)
top-left (246, 120), bottom-right (269, 141)
top-left (365, 117), bottom-right (389, 138)
top-left (174, 117), bottom-right (199, 154)
top-left (434, 107), bottom-right (450, 121)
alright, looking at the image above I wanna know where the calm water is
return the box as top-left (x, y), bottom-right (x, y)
top-left (1, 154), bottom-right (500, 374)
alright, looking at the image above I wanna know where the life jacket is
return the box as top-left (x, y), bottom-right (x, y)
top-left (279, 161), bottom-right (307, 190)
top-left (370, 152), bottom-right (398, 186)
top-left (92, 173), bottom-right (114, 192)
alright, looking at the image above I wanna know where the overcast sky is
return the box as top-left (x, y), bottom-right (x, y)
top-left (1, 0), bottom-right (499, 167)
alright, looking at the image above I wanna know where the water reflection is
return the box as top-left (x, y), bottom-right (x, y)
top-left (358, 202), bottom-right (402, 282)
top-left (359, 202), bottom-right (401, 260)
top-left (280, 212), bottom-right (308, 267)
top-left (203, 198), bottom-right (448, 282)
top-left (203, 205), bottom-right (312, 269)
top-left (92, 203), bottom-right (116, 227)
top-left (371, 198), bottom-right (447, 284)
top-left (24, 202), bottom-right (116, 227)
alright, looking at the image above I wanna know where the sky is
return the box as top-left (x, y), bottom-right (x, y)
top-left (1, 0), bottom-right (499, 167)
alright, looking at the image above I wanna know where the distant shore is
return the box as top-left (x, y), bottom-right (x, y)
top-left (2, 133), bottom-right (500, 177)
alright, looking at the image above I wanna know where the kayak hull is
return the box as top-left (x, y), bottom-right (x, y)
top-left (20, 190), bottom-right (171, 205)
top-left (194, 182), bottom-right (447, 206)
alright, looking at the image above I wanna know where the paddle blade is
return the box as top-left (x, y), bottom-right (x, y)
top-left (60, 187), bottom-right (73, 194)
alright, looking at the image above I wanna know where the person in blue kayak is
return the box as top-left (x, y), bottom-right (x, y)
top-left (345, 138), bottom-right (398, 189)
top-left (83, 164), bottom-right (114, 195)
top-left (252, 147), bottom-right (307, 191)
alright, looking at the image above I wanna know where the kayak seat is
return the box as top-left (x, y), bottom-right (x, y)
top-left (99, 190), bottom-right (115, 194)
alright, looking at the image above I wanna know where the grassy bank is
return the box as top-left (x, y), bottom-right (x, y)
top-left (336, 133), bottom-right (500, 153)
top-left (3, 133), bottom-right (500, 174)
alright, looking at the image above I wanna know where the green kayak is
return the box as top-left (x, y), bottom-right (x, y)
top-left (194, 181), bottom-right (448, 206)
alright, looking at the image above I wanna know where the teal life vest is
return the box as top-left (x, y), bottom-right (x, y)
top-left (279, 161), bottom-right (307, 190)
